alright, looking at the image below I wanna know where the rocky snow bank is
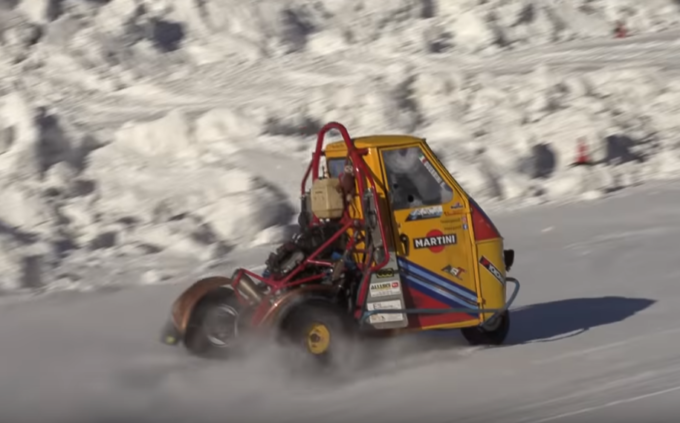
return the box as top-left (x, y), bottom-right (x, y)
top-left (0, 94), bottom-right (294, 291)
top-left (267, 64), bottom-right (680, 205)
top-left (2, 0), bottom-right (680, 292)
top-left (3, 62), bottom-right (680, 291)
top-left (2, 0), bottom-right (680, 78)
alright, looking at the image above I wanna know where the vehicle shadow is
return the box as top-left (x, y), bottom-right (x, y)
top-left (329, 296), bottom-right (658, 385)
top-left (506, 296), bottom-right (657, 344)
top-left (256, 296), bottom-right (658, 390)
top-left (353, 296), bottom-right (656, 370)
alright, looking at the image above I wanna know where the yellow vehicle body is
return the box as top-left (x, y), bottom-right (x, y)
top-left (324, 135), bottom-right (511, 331)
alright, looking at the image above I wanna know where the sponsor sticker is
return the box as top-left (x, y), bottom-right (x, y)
top-left (369, 280), bottom-right (402, 297)
top-left (445, 203), bottom-right (464, 216)
top-left (367, 299), bottom-right (405, 323)
top-left (441, 219), bottom-right (462, 231)
top-left (406, 205), bottom-right (443, 221)
top-left (413, 229), bottom-right (457, 253)
top-left (418, 153), bottom-right (451, 191)
top-left (479, 256), bottom-right (504, 285)
top-left (375, 268), bottom-right (397, 278)
top-left (442, 226), bottom-right (462, 233)
top-left (442, 265), bottom-right (466, 280)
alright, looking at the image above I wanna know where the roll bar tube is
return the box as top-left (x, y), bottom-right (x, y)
top-left (299, 122), bottom-right (390, 270)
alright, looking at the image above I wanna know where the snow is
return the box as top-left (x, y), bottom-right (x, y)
top-left (1, 180), bottom-right (680, 422)
top-left (0, 0), bottom-right (678, 290)
top-left (0, 0), bottom-right (680, 418)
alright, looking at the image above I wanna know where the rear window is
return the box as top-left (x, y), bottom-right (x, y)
top-left (326, 158), bottom-right (347, 178)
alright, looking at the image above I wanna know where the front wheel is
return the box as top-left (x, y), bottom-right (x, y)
top-left (281, 300), bottom-right (358, 372)
top-left (184, 288), bottom-right (243, 358)
top-left (461, 311), bottom-right (510, 346)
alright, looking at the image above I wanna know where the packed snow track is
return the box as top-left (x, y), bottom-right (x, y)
top-left (1, 181), bottom-right (678, 423)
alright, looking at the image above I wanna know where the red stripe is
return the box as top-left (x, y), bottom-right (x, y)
top-left (407, 289), bottom-right (476, 327)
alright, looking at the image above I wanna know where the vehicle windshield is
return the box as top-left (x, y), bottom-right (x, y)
top-left (382, 147), bottom-right (453, 210)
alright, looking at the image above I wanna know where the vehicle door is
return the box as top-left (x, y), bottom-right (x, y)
top-left (379, 144), bottom-right (480, 329)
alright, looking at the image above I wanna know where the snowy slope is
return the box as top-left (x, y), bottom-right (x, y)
top-left (3, 0), bottom-right (680, 291)
top-left (1, 180), bottom-right (679, 423)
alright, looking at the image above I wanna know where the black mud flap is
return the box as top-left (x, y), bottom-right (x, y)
top-left (503, 249), bottom-right (515, 272)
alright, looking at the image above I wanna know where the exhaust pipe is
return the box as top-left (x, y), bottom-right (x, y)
top-left (232, 269), bottom-right (263, 304)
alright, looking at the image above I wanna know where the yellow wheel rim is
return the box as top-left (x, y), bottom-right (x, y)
top-left (306, 323), bottom-right (331, 355)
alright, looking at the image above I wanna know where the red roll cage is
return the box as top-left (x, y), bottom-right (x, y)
top-left (229, 122), bottom-right (392, 322)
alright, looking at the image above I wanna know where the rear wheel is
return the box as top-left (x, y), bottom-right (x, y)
top-left (461, 311), bottom-right (510, 346)
top-left (281, 300), bottom-right (358, 371)
top-left (184, 288), bottom-right (242, 358)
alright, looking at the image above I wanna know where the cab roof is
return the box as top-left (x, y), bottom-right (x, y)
top-left (324, 135), bottom-right (425, 154)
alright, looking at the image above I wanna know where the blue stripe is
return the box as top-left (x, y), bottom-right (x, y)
top-left (404, 275), bottom-right (476, 309)
top-left (398, 257), bottom-right (477, 299)
top-left (403, 268), bottom-right (477, 306)
top-left (404, 275), bottom-right (479, 318)
top-left (397, 257), bottom-right (477, 302)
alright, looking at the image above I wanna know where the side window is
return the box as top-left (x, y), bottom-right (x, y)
top-left (382, 147), bottom-right (454, 210)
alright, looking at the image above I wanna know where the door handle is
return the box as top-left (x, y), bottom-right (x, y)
top-left (399, 234), bottom-right (410, 256)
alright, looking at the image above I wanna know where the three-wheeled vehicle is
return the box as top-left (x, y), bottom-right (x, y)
top-left (161, 122), bottom-right (520, 365)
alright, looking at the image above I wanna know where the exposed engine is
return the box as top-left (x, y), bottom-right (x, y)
top-left (263, 221), bottom-right (348, 280)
